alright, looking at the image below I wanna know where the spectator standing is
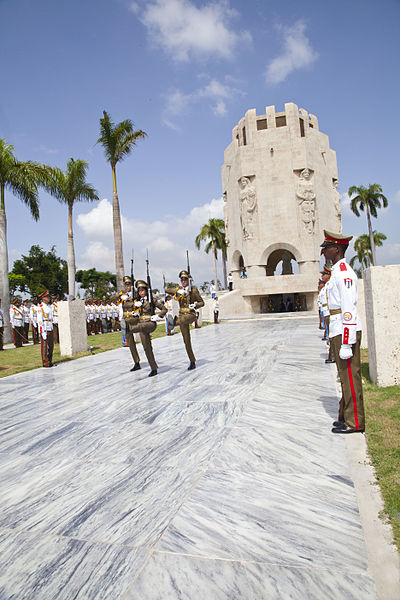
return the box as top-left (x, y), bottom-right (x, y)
top-left (213, 296), bottom-right (219, 323)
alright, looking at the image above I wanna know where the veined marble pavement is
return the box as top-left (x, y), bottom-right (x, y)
top-left (0, 317), bottom-right (377, 599)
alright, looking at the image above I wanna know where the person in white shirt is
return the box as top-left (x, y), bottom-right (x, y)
top-left (9, 298), bottom-right (25, 347)
top-left (213, 296), bottom-right (219, 323)
top-left (209, 281), bottom-right (216, 299)
top-left (164, 294), bottom-right (174, 335)
top-left (227, 272), bottom-right (233, 292)
top-left (0, 298), bottom-right (4, 351)
top-left (52, 295), bottom-right (59, 343)
top-left (321, 230), bottom-right (364, 434)
top-left (22, 299), bottom-right (30, 343)
top-left (30, 298), bottom-right (39, 344)
top-left (37, 291), bottom-right (54, 367)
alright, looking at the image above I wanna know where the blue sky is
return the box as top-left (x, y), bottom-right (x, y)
top-left (1, 0), bottom-right (399, 289)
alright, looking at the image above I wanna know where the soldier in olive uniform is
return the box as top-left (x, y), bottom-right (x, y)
top-left (165, 270), bottom-right (204, 370)
top-left (118, 276), bottom-right (141, 369)
top-left (129, 280), bottom-right (166, 377)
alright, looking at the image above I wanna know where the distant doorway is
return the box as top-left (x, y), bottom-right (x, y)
top-left (261, 293), bottom-right (307, 313)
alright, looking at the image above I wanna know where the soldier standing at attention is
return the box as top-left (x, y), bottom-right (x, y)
top-left (22, 299), bottom-right (30, 343)
top-left (321, 230), bottom-right (365, 434)
top-left (52, 295), bottom-right (59, 343)
top-left (166, 270), bottom-right (204, 370)
top-left (30, 297), bottom-right (39, 344)
top-left (9, 298), bottom-right (25, 348)
top-left (37, 291), bottom-right (55, 367)
top-left (129, 280), bottom-right (167, 377)
top-left (0, 299), bottom-right (4, 351)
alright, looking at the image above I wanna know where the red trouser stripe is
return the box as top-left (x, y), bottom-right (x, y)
top-left (347, 358), bottom-right (359, 430)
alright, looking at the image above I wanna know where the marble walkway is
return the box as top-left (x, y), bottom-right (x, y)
top-left (0, 317), bottom-right (378, 599)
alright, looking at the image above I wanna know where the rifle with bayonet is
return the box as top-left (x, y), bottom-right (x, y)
top-left (146, 249), bottom-right (155, 315)
top-left (186, 249), bottom-right (193, 301)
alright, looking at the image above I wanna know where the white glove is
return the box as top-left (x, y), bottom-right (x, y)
top-left (177, 288), bottom-right (185, 295)
top-left (150, 315), bottom-right (160, 322)
top-left (42, 331), bottom-right (47, 340)
top-left (134, 300), bottom-right (142, 308)
top-left (339, 344), bottom-right (353, 360)
top-left (189, 303), bottom-right (196, 310)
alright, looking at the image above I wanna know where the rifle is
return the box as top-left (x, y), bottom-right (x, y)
top-left (130, 249), bottom-right (137, 300)
top-left (163, 274), bottom-right (166, 293)
top-left (186, 250), bottom-right (192, 294)
top-left (146, 249), bottom-right (155, 315)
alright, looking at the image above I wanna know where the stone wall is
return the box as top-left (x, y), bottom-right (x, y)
top-left (58, 300), bottom-right (87, 357)
top-left (364, 265), bottom-right (400, 386)
top-left (357, 279), bottom-right (368, 349)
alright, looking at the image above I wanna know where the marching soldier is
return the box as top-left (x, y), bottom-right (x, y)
top-left (30, 297), bottom-right (39, 344)
top-left (129, 280), bottom-right (167, 377)
top-left (321, 230), bottom-right (365, 434)
top-left (9, 298), bottom-right (25, 348)
top-left (119, 276), bottom-right (140, 367)
top-left (165, 270), bottom-right (204, 370)
top-left (37, 291), bottom-right (55, 367)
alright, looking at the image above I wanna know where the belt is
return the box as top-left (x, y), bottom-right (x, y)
top-left (330, 308), bottom-right (341, 316)
top-left (180, 308), bottom-right (193, 314)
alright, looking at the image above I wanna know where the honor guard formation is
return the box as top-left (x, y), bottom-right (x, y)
top-left (2, 235), bottom-right (366, 435)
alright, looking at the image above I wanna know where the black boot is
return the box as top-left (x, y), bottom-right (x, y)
top-left (130, 363), bottom-right (141, 372)
top-left (148, 370), bottom-right (157, 377)
top-left (188, 362), bottom-right (196, 371)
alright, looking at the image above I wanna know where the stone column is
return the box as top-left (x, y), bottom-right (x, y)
top-left (357, 278), bottom-right (368, 349)
top-left (58, 300), bottom-right (88, 357)
top-left (364, 265), bottom-right (400, 386)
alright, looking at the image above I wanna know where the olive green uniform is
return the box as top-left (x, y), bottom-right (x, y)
top-left (130, 298), bottom-right (167, 370)
top-left (119, 292), bottom-right (141, 365)
top-left (165, 285), bottom-right (204, 363)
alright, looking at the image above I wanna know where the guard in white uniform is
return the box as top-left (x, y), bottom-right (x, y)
top-left (9, 298), bottom-right (25, 347)
top-left (52, 295), bottom-right (59, 343)
top-left (321, 230), bottom-right (364, 433)
top-left (0, 299), bottom-right (5, 350)
top-left (37, 291), bottom-right (54, 367)
top-left (22, 299), bottom-right (30, 343)
top-left (30, 298), bottom-right (39, 344)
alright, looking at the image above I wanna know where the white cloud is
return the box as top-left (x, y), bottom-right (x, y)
top-left (133, 0), bottom-right (251, 62)
top-left (76, 197), bottom-right (225, 287)
top-left (340, 192), bottom-right (354, 216)
top-left (377, 242), bottom-right (400, 265)
top-left (265, 21), bottom-right (318, 85)
top-left (162, 77), bottom-right (241, 126)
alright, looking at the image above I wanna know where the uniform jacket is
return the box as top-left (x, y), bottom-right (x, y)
top-left (327, 259), bottom-right (362, 344)
top-left (165, 286), bottom-right (204, 315)
top-left (23, 305), bottom-right (30, 324)
top-left (135, 297), bottom-right (167, 321)
top-left (37, 303), bottom-right (54, 333)
top-left (30, 304), bottom-right (38, 325)
top-left (9, 305), bottom-right (24, 327)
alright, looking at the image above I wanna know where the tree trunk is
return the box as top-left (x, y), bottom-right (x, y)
top-left (112, 166), bottom-right (125, 290)
top-left (212, 240), bottom-right (219, 291)
top-left (67, 203), bottom-right (76, 299)
top-left (366, 206), bottom-right (376, 266)
top-left (222, 251), bottom-right (227, 289)
top-left (0, 184), bottom-right (11, 343)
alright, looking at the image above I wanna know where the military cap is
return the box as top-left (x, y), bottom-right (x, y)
top-left (135, 279), bottom-right (148, 289)
top-left (320, 230), bottom-right (353, 247)
top-left (123, 276), bottom-right (132, 285)
top-left (39, 290), bottom-right (50, 299)
top-left (179, 270), bottom-right (189, 279)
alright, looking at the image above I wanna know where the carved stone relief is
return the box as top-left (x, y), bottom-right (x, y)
top-left (239, 176), bottom-right (257, 240)
top-left (332, 179), bottom-right (342, 227)
top-left (295, 168), bottom-right (316, 235)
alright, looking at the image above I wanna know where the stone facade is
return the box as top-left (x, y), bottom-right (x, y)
top-left (222, 102), bottom-right (341, 313)
top-left (364, 265), bottom-right (400, 387)
top-left (58, 300), bottom-right (87, 356)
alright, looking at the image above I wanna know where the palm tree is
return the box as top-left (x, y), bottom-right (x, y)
top-left (195, 218), bottom-right (226, 291)
top-left (212, 218), bottom-right (228, 289)
top-left (349, 231), bottom-right (386, 274)
top-left (0, 138), bottom-right (52, 342)
top-left (348, 184), bottom-right (388, 265)
top-left (97, 111), bottom-right (146, 290)
top-left (45, 159), bottom-right (99, 298)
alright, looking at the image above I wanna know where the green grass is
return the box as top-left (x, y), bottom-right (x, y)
top-left (0, 322), bottom-right (210, 379)
top-left (361, 348), bottom-right (400, 550)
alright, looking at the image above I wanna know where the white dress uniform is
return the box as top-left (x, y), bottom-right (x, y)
top-left (9, 304), bottom-right (24, 347)
top-left (37, 301), bottom-right (54, 367)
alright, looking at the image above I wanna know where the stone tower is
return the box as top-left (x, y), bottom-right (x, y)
top-left (222, 102), bottom-right (342, 313)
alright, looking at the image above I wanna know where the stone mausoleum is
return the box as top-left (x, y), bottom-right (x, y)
top-left (222, 102), bottom-right (342, 313)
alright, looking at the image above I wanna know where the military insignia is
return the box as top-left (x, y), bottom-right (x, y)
top-left (343, 312), bottom-right (352, 321)
top-left (344, 278), bottom-right (353, 288)
top-left (340, 262), bottom-right (347, 271)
